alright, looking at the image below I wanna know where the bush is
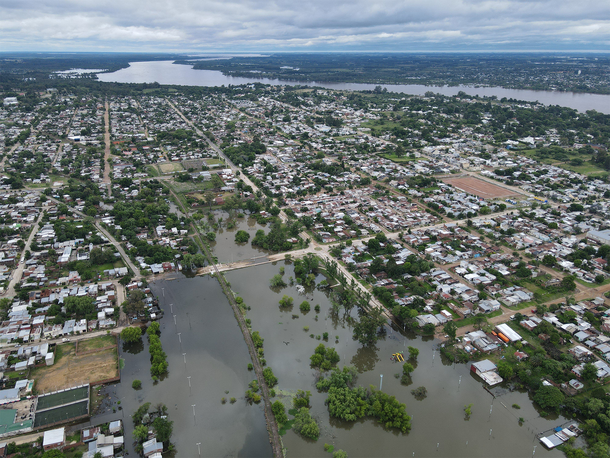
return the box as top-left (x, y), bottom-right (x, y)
top-left (235, 230), bottom-right (250, 243)
top-left (132, 380), bottom-right (142, 390)
top-left (411, 386), bottom-right (427, 399)
top-left (263, 367), bottom-right (278, 388)
top-left (272, 400), bottom-right (288, 425)
top-left (293, 390), bottom-right (311, 409)
top-left (270, 274), bottom-right (287, 287)
top-left (299, 301), bottom-right (311, 313)
top-left (293, 407), bottom-right (319, 440)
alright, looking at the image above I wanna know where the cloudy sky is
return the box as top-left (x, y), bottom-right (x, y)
top-left (0, 0), bottom-right (608, 52)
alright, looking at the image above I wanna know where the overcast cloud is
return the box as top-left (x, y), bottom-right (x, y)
top-left (0, 0), bottom-right (608, 51)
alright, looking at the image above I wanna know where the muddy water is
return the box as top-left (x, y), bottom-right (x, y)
top-left (97, 274), bottom-right (272, 457)
top-left (208, 211), bottom-right (271, 264)
top-left (225, 262), bottom-right (566, 458)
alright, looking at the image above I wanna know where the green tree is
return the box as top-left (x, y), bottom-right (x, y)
top-left (263, 367), bottom-right (278, 387)
top-left (333, 451), bottom-right (348, 458)
top-left (443, 321), bottom-right (457, 341)
top-left (147, 321), bottom-right (160, 336)
top-left (401, 362), bottom-right (414, 384)
top-left (272, 400), bottom-right (288, 424)
top-left (293, 407), bottom-right (320, 440)
top-left (473, 315), bottom-right (487, 330)
top-left (293, 390), bottom-right (311, 408)
top-left (533, 386), bottom-right (564, 412)
top-left (270, 274), bottom-right (286, 287)
top-left (542, 254), bottom-right (557, 267)
top-left (279, 295), bottom-right (294, 308)
top-left (132, 379), bottom-right (142, 389)
top-left (581, 362), bottom-right (598, 383)
top-left (299, 301), bottom-right (311, 313)
top-left (42, 451), bottom-right (66, 458)
top-left (353, 307), bottom-right (386, 346)
top-left (121, 326), bottom-right (143, 343)
top-left (407, 346), bottom-right (419, 361)
top-left (133, 424), bottom-right (148, 442)
top-left (235, 230), bottom-right (250, 243)
top-left (561, 275), bottom-right (576, 291)
top-left (123, 289), bottom-right (145, 315)
top-left (153, 416), bottom-right (173, 446)
top-left (497, 360), bottom-right (514, 380)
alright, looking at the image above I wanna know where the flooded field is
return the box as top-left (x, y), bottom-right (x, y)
top-left (225, 262), bottom-right (567, 458)
top-left (91, 251), bottom-right (570, 457)
top-left (96, 274), bottom-right (272, 457)
top-left (208, 211), bottom-right (271, 264)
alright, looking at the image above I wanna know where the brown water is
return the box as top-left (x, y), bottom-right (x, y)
top-left (225, 262), bottom-right (567, 458)
top-left (97, 274), bottom-right (272, 457)
top-left (92, 254), bottom-right (569, 458)
top-left (208, 211), bottom-right (271, 264)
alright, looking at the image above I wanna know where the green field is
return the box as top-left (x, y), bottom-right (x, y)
top-left (456, 310), bottom-right (502, 327)
top-left (34, 400), bottom-right (88, 427)
top-left (516, 149), bottom-right (607, 176)
top-left (36, 386), bottom-right (89, 411)
top-left (378, 153), bottom-right (420, 163)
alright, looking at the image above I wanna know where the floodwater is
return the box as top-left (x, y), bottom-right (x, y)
top-left (92, 239), bottom-right (569, 457)
top-left (225, 262), bottom-right (566, 458)
top-left (96, 274), bottom-right (272, 457)
top-left (97, 60), bottom-right (610, 114)
top-left (208, 210), bottom-right (271, 264)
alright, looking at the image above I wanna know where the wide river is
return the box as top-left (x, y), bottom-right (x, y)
top-left (97, 60), bottom-right (610, 114)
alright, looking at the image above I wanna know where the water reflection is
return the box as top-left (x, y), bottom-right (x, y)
top-left (224, 262), bottom-right (565, 458)
top-left (350, 346), bottom-right (380, 373)
top-left (122, 339), bottom-right (144, 355)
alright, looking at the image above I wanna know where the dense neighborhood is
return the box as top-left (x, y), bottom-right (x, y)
top-left (0, 76), bottom-right (609, 457)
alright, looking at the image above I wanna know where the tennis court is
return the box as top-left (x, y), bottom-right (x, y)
top-left (36, 386), bottom-right (89, 411)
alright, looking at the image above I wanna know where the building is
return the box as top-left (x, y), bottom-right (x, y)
top-left (471, 359), bottom-right (503, 386)
top-left (587, 229), bottom-right (610, 245)
top-left (43, 427), bottom-right (65, 451)
top-left (495, 323), bottom-right (522, 342)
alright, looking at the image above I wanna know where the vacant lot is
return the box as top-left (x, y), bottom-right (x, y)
top-left (442, 176), bottom-right (520, 198)
top-left (78, 335), bottom-right (116, 353)
top-left (31, 343), bottom-right (118, 393)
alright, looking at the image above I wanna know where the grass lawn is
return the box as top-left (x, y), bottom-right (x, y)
top-left (90, 260), bottom-right (125, 275)
top-left (575, 277), bottom-right (610, 287)
top-left (159, 162), bottom-right (184, 174)
top-left (378, 153), bottom-right (420, 163)
top-left (515, 149), bottom-right (606, 176)
top-left (147, 165), bottom-right (160, 177)
top-left (206, 158), bottom-right (223, 165)
top-left (78, 335), bottom-right (116, 353)
top-left (65, 444), bottom-right (88, 457)
top-left (456, 310), bottom-right (502, 327)
top-left (168, 180), bottom-right (214, 194)
top-left (442, 304), bottom-right (461, 319)
top-left (505, 321), bottom-right (545, 352)
top-left (6, 371), bottom-right (27, 380)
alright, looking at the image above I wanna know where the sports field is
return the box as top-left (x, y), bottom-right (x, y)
top-left (34, 400), bottom-right (88, 428)
top-left (36, 386), bottom-right (89, 411)
top-left (442, 176), bottom-right (520, 198)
